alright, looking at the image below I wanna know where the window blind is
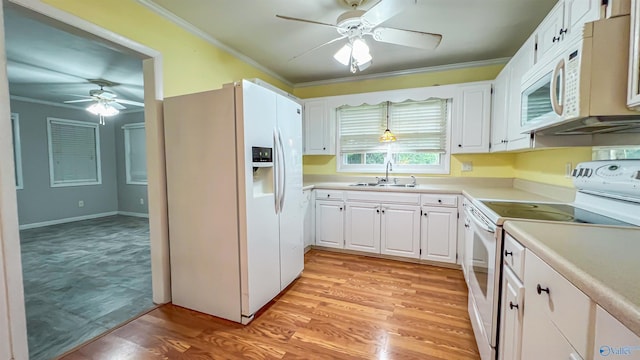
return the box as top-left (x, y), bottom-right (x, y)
top-left (338, 99), bottom-right (448, 155)
top-left (125, 125), bottom-right (147, 184)
top-left (339, 103), bottom-right (386, 154)
top-left (390, 99), bottom-right (448, 153)
top-left (49, 119), bottom-right (99, 185)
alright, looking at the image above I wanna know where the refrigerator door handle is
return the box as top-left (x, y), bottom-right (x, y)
top-left (273, 128), bottom-right (280, 214)
top-left (277, 129), bottom-right (286, 211)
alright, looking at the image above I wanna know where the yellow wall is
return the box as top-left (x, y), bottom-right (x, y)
top-left (42, 0), bottom-right (292, 97)
top-left (514, 148), bottom-right (592, 187)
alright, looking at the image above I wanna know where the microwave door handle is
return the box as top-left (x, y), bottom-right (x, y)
top-left (550, 58), bottom-right (565, 116)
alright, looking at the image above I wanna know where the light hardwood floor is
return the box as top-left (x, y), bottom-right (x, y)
top-left (61, 250), bottom-right (480, 359)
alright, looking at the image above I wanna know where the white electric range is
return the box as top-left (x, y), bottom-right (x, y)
top-left (462, 160), bottom-right (640, 360)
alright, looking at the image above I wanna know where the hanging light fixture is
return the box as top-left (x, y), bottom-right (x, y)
top-left (86, 100), bottom-right (119, 125)
top-left (334, 37), bottom-right (372, 73)
top-left (380, 101), bottom-right (396, 142)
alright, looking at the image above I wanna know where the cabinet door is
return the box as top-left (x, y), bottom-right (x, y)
top-left (499, 267), bottom-right (524, 360)
top-left (565, 0), bottom-right (600, 38)
top-left (420, 206), bottom-right (458, 263)
top-left (345, 202), bottom-right (381, 253)
top-left (535, 1), bottom-right (564, 65)
top-left (452, 83), bottom-right (492, 154)
top-left (303, 99), bottom-right (333, 155)
top-left (491, 67), bottom-right (510, 152)
top-left (594, 306), bottom-right (640, 360)
top-left (302, 190), bottom-right (314, 248)
top-left (380, 204), bottom-right (421, 259)
top-left (629, 0), bottom-right (640, 109)
top-left (315, 200), bottom-right (344, 248)
top-left (506, 36), bottom-right (534, 151)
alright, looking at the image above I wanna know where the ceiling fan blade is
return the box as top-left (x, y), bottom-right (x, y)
top-left (110, 102), bottom-right (126, 110)
top-left (372, 27), bottom-right (442, 50)
top-left (276, 15), bottom-right (339, 29)
top-left (114, 99), bottom-right (145, 107)
top-left (361, 0), bottom-right (415, 28)
top-left (288, 36), bottom-right (347, 62)
top-left (63, 99), bottom-right (94, 104)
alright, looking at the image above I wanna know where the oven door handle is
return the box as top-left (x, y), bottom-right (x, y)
top-left (466, 208), bottom-right (495, 234)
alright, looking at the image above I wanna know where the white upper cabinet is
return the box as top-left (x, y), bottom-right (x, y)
top-left (629, 0), bottom-right (640, 109)
top-left (534, 0), bottom-right (601, 65)
top-left (303, 98), bottom-right (335, 155)
top-left (452, 82), bottom-right (492, 154)
top-left (507, 36), bottom-right (535, 151)
top-left (491, 66), bottom-right (510, 152)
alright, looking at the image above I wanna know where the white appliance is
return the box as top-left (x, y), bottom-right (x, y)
top-left (520, 15), bottom-right (640, 135)
top-left (164, 79), bottom-right (304, 324)
top-left (463, 160), bottom-right (640, 360)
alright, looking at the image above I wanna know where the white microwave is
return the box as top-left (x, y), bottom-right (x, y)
top-left (520, 15), bottom-right (639, 135)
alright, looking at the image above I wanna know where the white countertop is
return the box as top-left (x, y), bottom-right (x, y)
top-left (504, 220), bottom-right (640, 336)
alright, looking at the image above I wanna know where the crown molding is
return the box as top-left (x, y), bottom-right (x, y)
top-left (293, 57), bottom-right (510, 88)
top-left (10, 95), bottom-right (83, 110)
top-left (136, 0), bottom-right (293, 88)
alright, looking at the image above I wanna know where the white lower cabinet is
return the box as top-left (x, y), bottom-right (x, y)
top-left (499, 266), bottom-right (524, 360)
top-left (302, 189), bottom-right (314, 248)
top-left (380, 204), bottom-right (421, 258)
top-left (314, 200), bottom-right (344, 249)
top-left (594, 306), bottom-right (640, 359)
top-left (345, 202), bottom-right (381, 253)
top-left (420, 206), bottom-right (458, 263)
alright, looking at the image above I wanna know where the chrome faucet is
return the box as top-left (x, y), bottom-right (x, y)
top-left (385, 161), bottom-right (393, 183)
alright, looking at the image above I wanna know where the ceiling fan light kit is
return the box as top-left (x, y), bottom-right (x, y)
top-left (62, 79), bottom-right (144, 125)
top-left (277, 0), bottom-right (442, 74)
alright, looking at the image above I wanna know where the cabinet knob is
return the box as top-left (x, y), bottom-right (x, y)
top-left (327, 194), bottom-right (330, 198)
top-left (423, 212), bottom-right (428, 217)
top-left (504, 250), bottom-right (513, 257)
top-left (552, 36), bottom-right (561, 43)
top-left (323, 147), bottom-right (326, 150)
top-left (509, 301), bottom-right (519, 310)
top-left (464, 223), bottom-right (469, 228)
top-left (339, 207), bottom-right (343, 211)
top-left (458, 144), bottom-right (462, 148)
top-left (381, 209), bottom-right (385, 214)
top-left (437, 199), bottom-right (442, 203)
top-left (377, 209), bottom-right (380, 213)
top-left (536, 284), bottom-right (550, 295)
top-left (559, 28), bottom-right (568, 35)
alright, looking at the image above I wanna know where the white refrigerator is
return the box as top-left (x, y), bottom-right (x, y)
top-left (164, 80), bottom-right (304, 324)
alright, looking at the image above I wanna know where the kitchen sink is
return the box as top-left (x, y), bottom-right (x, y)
top-left (349, 182), bottom-right (380, 187)
top-left (350, 183), bottom-right (417, 188)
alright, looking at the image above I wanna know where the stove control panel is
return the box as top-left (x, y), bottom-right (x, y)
top-left (573, 161), bottom-right (640, 201)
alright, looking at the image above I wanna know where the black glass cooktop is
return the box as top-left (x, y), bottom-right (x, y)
top-left (482, 201), bottom-right (633, 227)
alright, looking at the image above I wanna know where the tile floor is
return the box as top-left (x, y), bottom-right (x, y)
top-left (20, 215), bottom-right (154, 360)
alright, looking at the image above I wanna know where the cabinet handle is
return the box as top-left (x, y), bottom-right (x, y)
top-left (536, 284), bottom-right (550, 295)
top-left (552, 36), bottom-right (561, 43)
top-left (559, 28), bottom-right (568, 35)
top-left (504, 250), bottom-right (513, 257)
top-left (509, 301), bottom-right (519, 310)
top-left (464, 223), bottom-right (469, 228)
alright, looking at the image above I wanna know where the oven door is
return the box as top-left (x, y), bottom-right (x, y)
top-left (464, 206), bottom-right (500, 349)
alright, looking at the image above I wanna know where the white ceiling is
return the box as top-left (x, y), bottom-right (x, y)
top-left (145, 0), bottom-right (557, 84)
top-left (4, 6), bottom-right (144, 110)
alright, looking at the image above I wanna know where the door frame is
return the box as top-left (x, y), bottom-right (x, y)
top-left (0, 0), bottom-right (170, 358)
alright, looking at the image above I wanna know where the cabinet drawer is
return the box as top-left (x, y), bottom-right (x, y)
top-left (524, 250), bottom-right (591, 358)
top-left (421, 194), bottom-right (458, 207)
top-left (504, 234), bottom-right (525, 279)
top-left (315, 190), bottom-right (344, 200)
top-left (346, 191), bottom-right (420, 205)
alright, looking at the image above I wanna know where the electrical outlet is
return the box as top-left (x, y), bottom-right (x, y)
top-left (139, 198), bottom-right (145, 205)
top-left (78, 200), bottom-right (84, 208)
top-left (461, 162), bottom-right (473, 172)
top-left (565, 162), bottom-right (573, 178)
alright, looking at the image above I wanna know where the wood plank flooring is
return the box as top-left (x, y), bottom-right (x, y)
top-left (61, 250), bottom-right (480, 360)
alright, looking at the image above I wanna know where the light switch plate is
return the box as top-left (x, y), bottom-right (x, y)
top-left (462, 162), bottom-right (473, 172)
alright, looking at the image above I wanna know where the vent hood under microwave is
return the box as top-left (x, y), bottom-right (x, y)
top-left (523, 15), bottom-right (640, 136)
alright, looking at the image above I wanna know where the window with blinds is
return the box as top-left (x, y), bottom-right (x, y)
top-left (337, 98), bottom-right (450, 173)
top-left (47, 118), bottom-right (101, 187)
top-left (11, 113), bottom-right (23, 189)
top-left (123, 123), bottom-right (148, 185)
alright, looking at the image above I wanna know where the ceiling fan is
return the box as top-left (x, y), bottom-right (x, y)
top-left (63, 79), bottom-right (144, 124)
top-left (276, 0), bottom-right (442, 73)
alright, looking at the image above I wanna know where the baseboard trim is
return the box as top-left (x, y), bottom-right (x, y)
top-left (310, 246), bottom-right (461, 270)
top-left (118, 211), bottom-right (149, 218)
top-left (19, 211), bottom-right (119, 230)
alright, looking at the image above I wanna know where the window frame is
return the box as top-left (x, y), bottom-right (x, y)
top-left (122, 122), bottom-right (148, 185)
top-left (47, 117), bottom-right (102, 188)
top-left (11, 113), bottom-right (23, 190)
top-left (336, 99), bottom-right (452, 174)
